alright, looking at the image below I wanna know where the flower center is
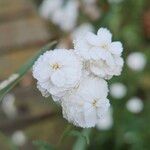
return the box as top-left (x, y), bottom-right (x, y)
top-left (92, 99), bottom-right (97, 107)
top-left (101, 44), bottom-right (108, 50)
top-left (51, 63), bottom-right (61, 70)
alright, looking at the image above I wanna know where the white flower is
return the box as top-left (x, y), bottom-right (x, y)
top-left (39, 0), bottom-right (79, 31)
top-left (74, 27), bottom-right (123, 60)
top-left (126, 97), bottom-right (144, 113)
top-left (96, 107), bottom-right (113, 130)
top-left (1, 93), bottom-right (17, 119)
top-left (39, 0), bottom-right (62, 19)
top-left (74, 27), bottom-right (124, 79)
top-left (110, 82), bottom-right (127, 99)
top-left (127, 52), bottom-right (146, 71)
top-left (11, 131), bottom-right (26, 146)
top-left (52, 0), bottom-right (79, 31)
top-left (33, 49), bottom-right (82, 100)
top-left (62, 76), bottom-right (110, 128)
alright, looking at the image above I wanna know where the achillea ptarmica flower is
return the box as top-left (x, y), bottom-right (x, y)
top-left (32, 49), bottom-right (82, 99)
top-left (32, 26), bottom-right (124, 128)
top-left (74, 27), bottom-right (124, 79)
top-left (110, 82), bottom-right (127, 99)
top-left (62, 76), bottom-right (110, 128)
top-left (39, 0), bottom-right (79, 32)
top-left (127, 52), bottom-right (146, 71)
top-left (126, 97), bottom-right (144, 113)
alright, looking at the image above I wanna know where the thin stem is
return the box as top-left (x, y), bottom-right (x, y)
top-left (57, 124), bottom-right (72, 148)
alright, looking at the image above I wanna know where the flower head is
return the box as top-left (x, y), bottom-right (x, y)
top-left (126, 97), bottom-right (144, 113)
top-left (110, 82), bottom-right (127, 99)
top-left (33, 49), bottom-right (82, 99)
top-left (62, 76), bottom-right (110, 128)
top-left (127, 52), bottom-right (146, 71)
top-left (74, 27), bottom-right (124, 79)
top-left (39, 0), bottom-right (79, 31)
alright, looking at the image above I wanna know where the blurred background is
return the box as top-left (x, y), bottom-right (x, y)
top-left (0, 0), bottom-right (150, 149)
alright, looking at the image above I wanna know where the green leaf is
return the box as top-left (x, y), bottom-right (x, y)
top-left (72, 129), bottom-right (92, 150)
top-left (33, 140), bottom-right (54, 150)
top-left (0, 41), bottom-right (57, 101)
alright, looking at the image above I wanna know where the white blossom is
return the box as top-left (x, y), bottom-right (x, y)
top-left (39, 0), bottom-right (62, 19)
top-left (110, 82), bottom-right (127, 99)
top-left (1, 93), bottom-right (17, 119)
top-left (32, 49), bottom-right (82, 100)
top-left (74, 27), bottom-right (124, 79)
top-left (96, 107), bottom-right (113, 130)
top-left (62, 76), bottom-right (110, 128)
top-left (127, 52), bottom-right (146, 71)
top-left (126, 97), bottom-right (144, 113)
top-left (39, 0), bottom-right (79, 31)
top-left (11, 131), bottom-right (26, 146)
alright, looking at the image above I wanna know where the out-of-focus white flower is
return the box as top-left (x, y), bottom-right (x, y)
top-left (96, 107), bottom-right (113, 130)
top-left (72, 23), bottom-right (94, 40)
top-left (126, 97), bottom-right (144, 113)
top-left (74, 27), bottom-right (124, 79)
top-left (62, 76), bottom-right (110, 128)
top-left (52, 0), bottom-right (79, 31)
top-left (39, 0), bottom-right (62, 19)
top-left (11, 131), bottom-right (26, 146)
top-left (32, 49), bottom-right (82, 100)
top-left (39, 0), bottom-right (79, 31)
top-left (127, 52), bottom-right (146, 71)
top-left (110, 82), bottom-right (127, 99)
top-left (1, 93), bottom-right (17, 119)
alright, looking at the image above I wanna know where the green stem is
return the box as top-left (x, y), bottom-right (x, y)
top-left (57, 124), bottom-right (72, 148)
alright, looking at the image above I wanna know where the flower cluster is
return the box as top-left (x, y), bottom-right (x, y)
top-left (39, 0), bottom-right (101, 32)
top-left (39, 0), bottom-right (79, 31)
top-left (32, 27), bottom-right (124, 128)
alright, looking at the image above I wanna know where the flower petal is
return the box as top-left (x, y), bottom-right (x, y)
top-left (110, 41), bottom-right (123, 55)
top-left (97, 28), bottom-right (112, 44)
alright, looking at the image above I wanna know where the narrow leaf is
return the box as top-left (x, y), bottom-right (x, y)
top-left (0, 41), bottom-right (57, 101)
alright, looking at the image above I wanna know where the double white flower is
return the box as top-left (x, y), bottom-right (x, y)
top-left (32, 27), bottom-right (124, 128)
top-left (62, 76), bottom-right (110, 128)
top-left (33, 49), bottom-right (82, 99)
top-left (74, 28), bottom-right (124, 79)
